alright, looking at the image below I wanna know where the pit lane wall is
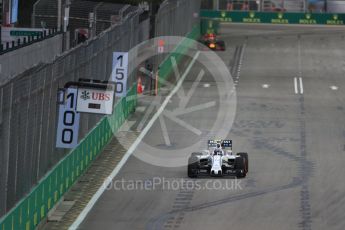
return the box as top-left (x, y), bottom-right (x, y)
top-left (0, 86), bottom-right (137, 230)
top-left (201, 10), bottom-right (345, 34)
top-left (158, 25), bottom-right (200, 88)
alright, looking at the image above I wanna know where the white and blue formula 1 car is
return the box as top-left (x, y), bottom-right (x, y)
top-left (187, 140), bottom-right (248, 178)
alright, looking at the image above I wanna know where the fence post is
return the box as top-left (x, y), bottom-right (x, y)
top-left (4, 84), bottom-right (14, 213)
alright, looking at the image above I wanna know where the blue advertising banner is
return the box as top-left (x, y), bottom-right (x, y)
top-left (11, 0), bottom-right (18, 23)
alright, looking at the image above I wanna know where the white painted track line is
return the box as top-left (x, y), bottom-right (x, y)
top-left (330, 85), bottom-right (339, 91)
top-left (294, 77), bottom-right (298, 94)
top-left (68, 51), bottom-right (200, 230)
top-left (299, 77), bottom-right (304, 94)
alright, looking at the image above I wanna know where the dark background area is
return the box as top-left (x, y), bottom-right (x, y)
top-left (18, 0), bottom-right (34, 27)
top-left (18, 0), bottom-right (163, 27)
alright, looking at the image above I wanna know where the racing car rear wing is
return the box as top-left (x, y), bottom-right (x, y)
top-left (208, 140), bottom-right (232, 149)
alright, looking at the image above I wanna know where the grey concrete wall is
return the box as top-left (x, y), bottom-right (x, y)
top-left (0, 34), bottom-right (62, 86)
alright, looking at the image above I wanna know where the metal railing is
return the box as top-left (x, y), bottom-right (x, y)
top-left (32, 0), bottom-right (140, 48)
top-left (0, 28), bottom-right (60, 55)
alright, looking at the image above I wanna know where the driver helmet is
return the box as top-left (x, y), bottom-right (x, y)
top-left (214, 149), bottom-right (222, 156)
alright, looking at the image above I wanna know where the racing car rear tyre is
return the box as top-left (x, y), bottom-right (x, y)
top-left (216, 41), bottom-right (226, 51)
top-left (235, 156), bottom-right (246, 178)
top-left (237, 152), bottom-right (248, 173)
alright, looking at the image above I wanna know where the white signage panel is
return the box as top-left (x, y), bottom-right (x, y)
top-left (158, 46), bottom-right (164, 53)
top-left (56, 88), bottom-right (80, 148)
top-left (76, 88), bottom-right (114, 115)
top-left (112, 52), bottom-right (128, 97)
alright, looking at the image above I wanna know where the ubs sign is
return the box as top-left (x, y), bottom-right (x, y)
top-left (76, 88), bottom-right (114, 115)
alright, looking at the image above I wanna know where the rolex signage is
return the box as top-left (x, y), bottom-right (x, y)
top-left (200, 10), bottom-right (345, 27)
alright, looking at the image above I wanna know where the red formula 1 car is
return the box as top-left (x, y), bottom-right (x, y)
top-left (201, 33), bottom-right (226, 51)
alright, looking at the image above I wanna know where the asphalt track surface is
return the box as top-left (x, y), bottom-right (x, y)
top-left (76, 24), bottom-right (345, 230)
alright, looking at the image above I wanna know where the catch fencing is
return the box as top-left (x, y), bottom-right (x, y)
top-left (0, 0), bottom-right (201, 228)
top-left (32, 0), bottom-right (139, 47)
top-left (155, 0), bottom-right (200, 37)
top-left (0, 8), bottom-right (149, 221)
top-left (0, 86), bottom-right (137, 230)
top-left (151, 0), bottom-right (200, 92)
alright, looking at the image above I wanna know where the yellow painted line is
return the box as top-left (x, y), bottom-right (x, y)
top-left (26, 221), bottom-right (30, 230)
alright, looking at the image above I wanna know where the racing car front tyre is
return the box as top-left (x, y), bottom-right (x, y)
top-left (191, 152), bottom-right (203, 157)
top-left (237, 152), bottom-right (248, 173)
top-left (188, 156), bottom-right (199, 178)
top-left (235, 156), bottom-right (246, 178)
